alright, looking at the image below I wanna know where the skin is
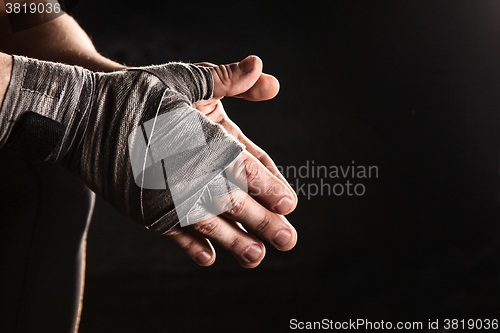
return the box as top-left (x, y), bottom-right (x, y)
top-left (0, 5), bottom-right (298, 269)
top-left (189, 56), bottom-right (298, 268)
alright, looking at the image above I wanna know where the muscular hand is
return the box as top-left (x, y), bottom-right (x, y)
top-left (0, 53), bottom-right (297, 269)
top-left (166, 56), bottom-right (298, 268)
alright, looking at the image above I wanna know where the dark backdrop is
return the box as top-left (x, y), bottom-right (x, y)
top-left (69, 1), bottom-right (500, 332)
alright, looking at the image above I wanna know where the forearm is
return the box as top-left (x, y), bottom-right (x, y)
top-left (0, 1), bottom-right (127, 111)
top-left (0, 1), bottom-right (125, 72)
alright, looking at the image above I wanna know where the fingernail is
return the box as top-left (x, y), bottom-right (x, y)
top-left (239, 56), bottom-right (255, 73)
top-left (273, 229), bottom-right (292, 247)
top-left (196, 251), bottom-right (212, 265)
top-left (243, 244), bottom-right (262, 262)
top-left (274, 196), bottom-right (293, 214)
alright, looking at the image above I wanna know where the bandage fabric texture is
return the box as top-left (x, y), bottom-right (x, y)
top-left (0, 55), bottom-right (244, 233)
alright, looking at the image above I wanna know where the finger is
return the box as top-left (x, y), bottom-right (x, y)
top-left (234, 73), bottom-right (280, 101)
top-left (234, 127), bottom-right (298, 204)
top-left (192, 98), bottom-right (297, 209)
top-left (197, 55), bottom-right (279, 101)
top-left (218, 116), bottom-right (297, 211)
top-left (210, 55), bottom-right (262, 98)
top-left (222, 189), bottom-right (298, 251)
top-left (164, 228), bottom-right (216, 266)
top-left (190, 215), bottom-right (266, 268)
top-left (227, 151), bottom-right (296, 215)
top-left (191, 100), bottom-right (297, 205)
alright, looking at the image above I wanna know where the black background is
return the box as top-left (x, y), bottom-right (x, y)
top-left (69, 1), bottom-right (500, 332)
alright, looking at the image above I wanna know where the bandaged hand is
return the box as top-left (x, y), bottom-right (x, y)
top-left (0, 54), bottom-right (297, 268)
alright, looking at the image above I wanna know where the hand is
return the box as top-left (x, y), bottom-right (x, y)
top-left (165, 56), bottom-right (298, 268)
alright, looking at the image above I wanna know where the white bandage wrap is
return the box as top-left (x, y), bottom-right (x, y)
top-left (0, 55), bottom-right (246, 233)
top-left (128, 105), bottom-right (246, 227)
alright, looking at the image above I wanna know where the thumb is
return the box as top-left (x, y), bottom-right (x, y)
top-left (207, 55), bottom-right (280, 101)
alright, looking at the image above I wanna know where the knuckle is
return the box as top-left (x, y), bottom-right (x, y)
top-left (165, 229), bottom-right (183, 238)
top-left (192, 217), bottom-right (220, 238)
top-left (227, 234), bottom-right (244, 252)
top-left (164, 230), bottom-right (199, 256)
top-left (183, 238), bottom-right (198, 254)
top-left (216, 64), bottom-right (232, 84)
top-left (254, 213), bottom-right (272, 234)
top-left (264, 180), bottom-right (288, 200)
top-left (253, 148), bottom-right (267, 162)
top-left (243, 157), bottom-right (260, 184)
top-left (226, 157), bottom-right (247, 187)
top-left (262, 182), bottom-right (279, 199)
top-left (226, 191), bottom-right (246, 217)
